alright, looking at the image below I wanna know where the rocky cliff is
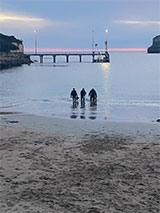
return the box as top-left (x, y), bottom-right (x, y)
top-left (0, 33), bottom-right (32, 69)
top-left (0, 52), bottom-right (31, 69)
top-left (147, 35), bottom-right (160, 53)
top-left (0, 33), bottom-right (24, 53)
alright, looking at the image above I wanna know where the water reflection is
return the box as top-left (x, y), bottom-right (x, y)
top-left (80, 102), bottom-right (86, 119)
top-left (101, 63), bottom-right (110, 71)
top-left (70, 101), bottom-right (79, 119)
top-left (88, 102), bottom-right (97, 120)
top-left (100, 63), bottom-right (111, 120)
top-left (80, 99), bottom-right (85, 108)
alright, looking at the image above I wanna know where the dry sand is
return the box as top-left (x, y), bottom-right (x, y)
top-left (0, 114), bottom-right (160, 213)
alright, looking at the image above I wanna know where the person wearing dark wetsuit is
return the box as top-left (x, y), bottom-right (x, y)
top-left (80, 88), bottom-right (86, 103)
top-left (88, 88), bottom-right (97, 104)
top-left (70, 88), bottom-right (78, 103)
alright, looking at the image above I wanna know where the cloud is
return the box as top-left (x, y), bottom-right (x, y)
top-left (0, 12), bottom-right (74, 33)
top-left (0, 12), bottom-right (51, 28)
top-left (113, 20), bottom-right (160, 25)
top-left (0, 15), bottom-right (43, 22)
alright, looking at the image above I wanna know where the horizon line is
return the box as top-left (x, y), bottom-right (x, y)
top-left (24, 48), bottom-right (147, 52)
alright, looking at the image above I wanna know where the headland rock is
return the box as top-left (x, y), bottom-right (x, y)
top-left (0, 33), bottom-right (32, 70)
top-left (147, 35), bottom-right (160, 53)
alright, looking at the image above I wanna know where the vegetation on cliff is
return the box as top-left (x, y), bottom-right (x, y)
top-left (147, 35), bottom-right (160, 53)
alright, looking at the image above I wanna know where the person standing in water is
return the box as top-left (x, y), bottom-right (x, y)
top-left (70, 88), bottom-right (78, 103)
top-left (80, 88), bottom-right (86, 104)
top-left (88, 88), bottom-right (97, 104)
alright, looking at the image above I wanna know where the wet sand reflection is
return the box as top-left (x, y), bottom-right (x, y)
top-left (80, 101), bottom-right (86, 119)
top-left (70, 101), bottom-right (79, 119)
top-left (88, 102), bottom-right (97, 120)
top-left (70, 99), bottom-right (98, 120)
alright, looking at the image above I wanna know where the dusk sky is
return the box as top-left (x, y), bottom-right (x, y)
top-left (0, 0), bottom-right (160, 51)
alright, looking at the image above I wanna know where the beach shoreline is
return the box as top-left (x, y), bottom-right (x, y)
top-left (0, 112), bottom-right (159, 135)
top-left (0, 113), bottom-right (160, 213)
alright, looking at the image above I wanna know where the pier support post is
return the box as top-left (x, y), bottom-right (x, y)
top-left (66, 55), bottom-right (69, 63)
top-left (79, 55), bottom-right (82, 62)
top-left (92, 52), bottom-right (95, 62)
top-left (53, 55), bottom-right (56, 63)
top-left (40, 55), bottom-right (43, 63)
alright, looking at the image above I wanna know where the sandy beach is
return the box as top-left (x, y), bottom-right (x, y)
top-left (0, 113), bottom-right (160, 213)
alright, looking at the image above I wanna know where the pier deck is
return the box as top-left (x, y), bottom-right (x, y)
top-left (27, 52), bottom-right (108, 63)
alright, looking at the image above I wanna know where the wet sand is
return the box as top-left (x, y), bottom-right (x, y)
top-left (0, 114), bottom-right (160, 213)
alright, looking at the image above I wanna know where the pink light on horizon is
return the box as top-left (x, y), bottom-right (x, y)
top-left (108, 48), bottom-right (146, 52)
top-left (25, 48), bottom-right (147, 53)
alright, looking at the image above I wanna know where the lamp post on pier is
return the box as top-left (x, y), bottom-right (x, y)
top-left (105, 29), bottom-right (109, 52)
top-left (105, 29), bottom-right (109, 40)
top-left (34, 30), bottom-right (38, 54)
top-left (92, 30), bottom-right (95, 53)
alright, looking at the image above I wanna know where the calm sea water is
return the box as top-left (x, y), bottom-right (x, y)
top-left (0, 52), bottom-right (160, 122)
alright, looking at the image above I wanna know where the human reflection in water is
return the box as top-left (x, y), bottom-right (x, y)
top-left (70, 101), bottom-right (79, 119)
top-left (88, 101), bottom-right (97, 120)
top-left (80, 100), bottom-right (86, 119)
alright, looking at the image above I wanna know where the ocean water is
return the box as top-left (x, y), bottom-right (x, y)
top-left (0, 52), bottom-right (160, 122)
